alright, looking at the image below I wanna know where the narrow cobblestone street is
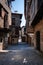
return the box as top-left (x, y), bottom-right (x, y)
top-left (0, 0), bottom-right (43, 65)
top-left (0, 42), bottom-right (43, 65)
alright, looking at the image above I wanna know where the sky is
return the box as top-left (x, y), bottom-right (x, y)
top-left (11, 0), bottom-right (26, 27)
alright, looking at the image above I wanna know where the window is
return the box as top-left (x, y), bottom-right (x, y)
top-left (0, 38), bottom-right (2, 42)
top-left (15, 28), bottom-right (19, 36)
top-left (4, 13), bottom-right (8, 28)
top-left (30, 0), bottom-right (35, 20)
top-left (7, 0), bottom-right (11, 7)
top-left (12, 18), bottom-right (15, 25)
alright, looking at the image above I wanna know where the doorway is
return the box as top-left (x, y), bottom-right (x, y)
top-left (36, 31), bottom-right (40, 51)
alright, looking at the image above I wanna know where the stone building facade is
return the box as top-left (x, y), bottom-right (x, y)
top-left (24, 0), bottom-right (34, 45)
top-left (0, 0), bottom-right (14, 49)
top-left (24, 0), bottom-right (43, 52)
top-left (31, 1), bottom-right (43, 52)
top-left (21, 26), bottom-right (27, 42)
top-left (9, 13), bottom-right (22, 45)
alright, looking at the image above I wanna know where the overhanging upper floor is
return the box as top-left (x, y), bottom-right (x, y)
top-left (31, 3), bottom-right (43, 27)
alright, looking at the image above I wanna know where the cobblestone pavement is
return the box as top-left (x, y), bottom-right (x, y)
top-left (0, 43), bottom-right (43, 65)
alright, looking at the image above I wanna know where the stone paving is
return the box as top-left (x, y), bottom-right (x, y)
top-left (0, 43), bottom-right (43, 65)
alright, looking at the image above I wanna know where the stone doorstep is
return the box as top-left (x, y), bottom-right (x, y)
top-left (35, 50), bottom-right (43, 57)
top-left (0, 50), bottom-right (9, 53)
top-left (40, 51), bottom-right (43, 57)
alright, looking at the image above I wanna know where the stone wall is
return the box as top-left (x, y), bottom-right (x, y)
top-left (0, 0), bottom-right (11, 50)
top-left (0, 0), bottom-right (11, 26)
top-left (34, 19), bottom-right (43, 52)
